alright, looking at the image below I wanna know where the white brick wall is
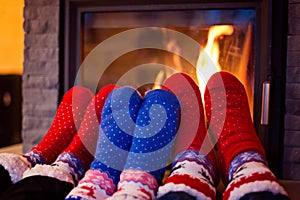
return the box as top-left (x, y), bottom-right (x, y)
top-left (22, 0), bottom-right (60, 152)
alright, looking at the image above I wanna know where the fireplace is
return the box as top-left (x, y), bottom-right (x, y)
top-left (61, 0), bottom-right (286, 177)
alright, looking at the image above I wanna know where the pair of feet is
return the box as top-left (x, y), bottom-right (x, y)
top-left (158, 72), bottom-right (289, 200)
top-left (66, 83), bottom-right (181, 200)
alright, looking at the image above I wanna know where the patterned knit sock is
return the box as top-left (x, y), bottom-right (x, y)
top-left (21, 85), bottom-right (117, 187)
top-left (24, 86), bottom-right (94, 166)
top-left (157, 72), bottom-right (219, 200)
top-left (108, 89), bottom-right (181, 200)
top-left (54, 84), bottom-right (117, 182)
top-left (65, 86), bottom-right (142, 200)
top-left (204, 71), bottom-right (288, 200)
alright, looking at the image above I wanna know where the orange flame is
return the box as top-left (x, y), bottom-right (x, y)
top-left (196, 25), bottom-right (234, 98)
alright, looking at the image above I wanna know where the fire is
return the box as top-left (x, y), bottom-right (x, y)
top-left (196, 25), bottom-right (234, 98)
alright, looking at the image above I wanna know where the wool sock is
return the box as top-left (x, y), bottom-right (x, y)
top-left (65, 86), bottom-right (142, 200)
top-left (22, 85), bottom-right (117, 186)
top-left (55, 84), bottom-right (118, 181)
top-left (157, 73), bottom-right (219, 200)
top-left (108, 89), bottom-right (181, 200)
top-left (24, 86), bottom-right (94, 166)
top-left (204, 71), bottom-right (288, 200)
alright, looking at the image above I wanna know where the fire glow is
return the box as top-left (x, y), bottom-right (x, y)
top-left (195, 24), bottom-right (253, 118)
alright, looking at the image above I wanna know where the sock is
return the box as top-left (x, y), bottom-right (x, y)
top-left (22, 85), bottom-right (117, 186)
top-left (65, 86), bottom-right (142, 200)
top-left (54, 84), bottom-right (118, 183)
top-left (204, 71), bottom-right (288, 199)
top-left (108, 89), bottom-right (181, 200)
top-left (158, 73), bottom-right (219, 200)
top-left (24, 86), bottom-right (94, 165)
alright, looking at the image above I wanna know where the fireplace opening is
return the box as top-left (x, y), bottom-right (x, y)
top-left (81, 10), bottom-right (255, 117)
top-left (62, 0), bottom-right (286, 178)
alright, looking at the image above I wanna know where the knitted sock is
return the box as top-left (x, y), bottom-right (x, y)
top-left (65, 86), bottom-right (142, 200)
top-left (204, 71), bottom-right (288, 200)
top-left (108, 89), bottom-right (181, 200)
top-left (21, 85), bottom-right (116, 187)
top-left (54, 84), bottom-right (118, 182)
top-left (24, 86), bottom-right (94, 165)
top-left (158, 73), bottom-right (219, 200)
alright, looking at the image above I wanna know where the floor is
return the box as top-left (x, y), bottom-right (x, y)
top-left (0, 144), bottom-right (299, 199)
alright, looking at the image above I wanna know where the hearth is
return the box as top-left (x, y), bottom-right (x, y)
top-left (61, 0), bottom-right (287, 177)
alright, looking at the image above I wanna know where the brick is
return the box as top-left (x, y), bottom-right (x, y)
top-left (283, 147), bottom-right (300, 162)
top-left (24, 19), bottom-right (59, 34)
top-left (22, 88), bottom-right (58, 105)
top-left (289, 18), bottom-right (300, 34)
top-left (289, 3), bottom-right (300, 19)
top-left (22, 129), bottom-right (48, 152)
top-left (287, 52), bottom-right (300, 67)
top-left (22, 116), bottom-right (53, 132)
top-left (22, 74), bottom-right (59, 89)
top-left (285, 83), bottom-right (300, 98)
top-left (286, 99), bottom-right (300, 115)
top-left (286, 67), bottom-right (300, 83)
top-left (23, 60), bottom-right (59, 76)
top-left (24, 47), bottom-right (59, 62)
top-left (285, 114), bottom-right (300, 130)
top-left (25, 0), bottom-right (60, 6)
top-left (282, 163), bottom-right (300, 180)
top-left (287, 36), bottom-right (300, 51)
top-left (22, 103), bottom-right (56, 118)
top-left (284, 131), bottom-right (300, 146)
top-left (25, 33), bottom-right (58, 48)
top-left (24, 6), bottom-right (59, 20)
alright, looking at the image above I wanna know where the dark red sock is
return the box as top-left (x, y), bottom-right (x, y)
top-left (162, 73), bottom-right (217, 164)
top-left (204, 71), bottom-right (288, 199)
top-left (204, 71), bottom-right (265, 182)
top-left (158, 73), bottom-right (219, 200)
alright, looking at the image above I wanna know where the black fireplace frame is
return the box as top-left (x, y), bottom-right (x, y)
top-left (60, 0), bottom-right (287, 178)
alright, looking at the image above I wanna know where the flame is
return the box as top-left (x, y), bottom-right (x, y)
top-left (196, 25), bottom-right (234, 98)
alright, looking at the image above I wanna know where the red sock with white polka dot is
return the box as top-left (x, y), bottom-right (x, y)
top-left (204, 71), bottom-right (288, 200)
top-left (157, 73), bottom-right (219, 200)
top-left (55, 84), bottom-right (118, 181)
top-left (22, 85), bottom-right (118, 186)
top-left (24, 86), bottom-right (94, 166)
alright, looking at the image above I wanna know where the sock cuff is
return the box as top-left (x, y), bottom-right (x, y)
top-left (224, 161), bottom-right (288, 200)
top-left (23, 150), bottom-right (46, 166)
top-left (22, 164), bottom-right (75, 185)
top-left (119, 169), bottom-right (158, 192)
top-left (55, 152), bottom-right (85, 182)
top-left (79, 169), bottom-right (116, 196)
top-left (224, 171), bottom-right (288, 200)
top-left (228, 151), bottom-right (267, 182)
top-left (174, 149), bottom-right (218, 185)
top-left (158, 174), bottom-right (216, 200)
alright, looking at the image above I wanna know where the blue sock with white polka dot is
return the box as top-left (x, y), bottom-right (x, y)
top-left (65, 86), bottom-right (142, 200)
top-left (107, 89), bottom-right (181, 200)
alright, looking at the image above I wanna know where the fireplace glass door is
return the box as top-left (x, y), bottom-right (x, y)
top-left (79, 9), bottom-right (256, 117)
